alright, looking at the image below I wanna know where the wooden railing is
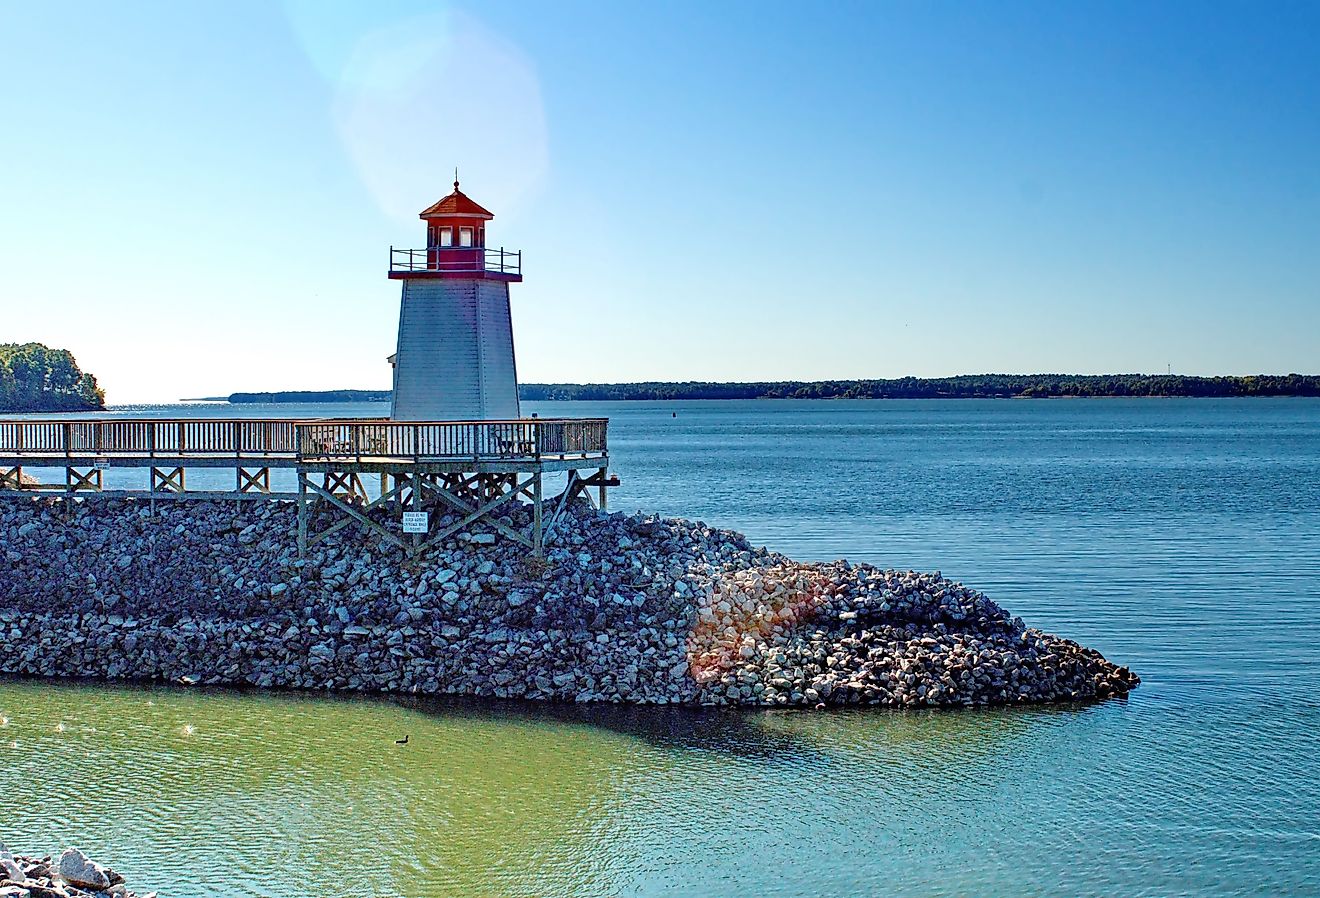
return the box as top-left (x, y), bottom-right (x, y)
top-left (0, 418), bottom-right (607, 461)
top-left (0, 420), bottom-right (300, 457)
top-left (297, 419), bottom-right (607, 460)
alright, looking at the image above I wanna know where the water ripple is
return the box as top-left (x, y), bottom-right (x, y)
top-left (4, 398), bottom-right (1320, 896)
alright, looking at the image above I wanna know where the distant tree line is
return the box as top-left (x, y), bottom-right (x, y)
top-left (228, 390), bottom-right (391, 404)
top-left (0, 343), bottom-right (104, 411)
top-left (225, 374), bottom-right (1320, 404)
top-left (518, 374), bottom-right (1320, 401)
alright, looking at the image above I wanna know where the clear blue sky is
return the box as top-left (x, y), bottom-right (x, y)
top-left (2, 1), bottom-right (1317, 402)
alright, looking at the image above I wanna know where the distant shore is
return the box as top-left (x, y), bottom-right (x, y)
top-left (214, 374), bottom-right (1320, 404)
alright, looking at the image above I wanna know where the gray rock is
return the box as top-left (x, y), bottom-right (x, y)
top-left (0, 846), bottom-right (138, 898)
top-left (58, 848), bottom-right (110, 891)
top-left (0, 497), bottom-right (1138, 711)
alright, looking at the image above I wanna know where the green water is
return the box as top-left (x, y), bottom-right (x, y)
top-left (2, 679), bottom-right (1162, 897)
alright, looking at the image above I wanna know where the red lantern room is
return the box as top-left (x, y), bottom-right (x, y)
top-left (388, 179), bottom-right (521, 282)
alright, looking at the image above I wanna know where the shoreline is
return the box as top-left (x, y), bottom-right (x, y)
top-left (6, 394), bottom-right (1317, 415)
top-left (0, 846), bottom-right (149, 898)
top-left (1, 497), bottom-right (1138, 709)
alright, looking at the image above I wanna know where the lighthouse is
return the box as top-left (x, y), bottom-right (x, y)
top-left (387, 180), bottom-right (523, 421)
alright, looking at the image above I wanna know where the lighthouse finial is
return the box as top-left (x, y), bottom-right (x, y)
top-left (454, 167), bottom-right (459, 191)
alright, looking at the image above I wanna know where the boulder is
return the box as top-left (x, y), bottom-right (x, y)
top-left (1, 856), bottom-right (23, 884)
top-left (57, 848), bottom-right (110, 891)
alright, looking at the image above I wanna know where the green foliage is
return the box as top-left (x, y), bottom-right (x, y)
top-left (225, 375), bottom-right (1320, 405)
top-left (228, 390), bottom-right (391, 404)
top-left (0, 343), bottom-right (105, 411)
top-left (518, 374), bottom-right (1320, 401)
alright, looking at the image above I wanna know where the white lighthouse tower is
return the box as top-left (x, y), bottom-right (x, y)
top-left (387, 180), bottom-right (523, 421)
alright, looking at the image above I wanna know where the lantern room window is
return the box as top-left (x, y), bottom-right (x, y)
top-left (459, 227), bottom-right (474, 247)
top-left (437, 227), bottom-right (453, 247)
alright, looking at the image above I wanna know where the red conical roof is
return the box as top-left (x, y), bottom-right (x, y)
top-left (419, 181), bottom-right (494, 219)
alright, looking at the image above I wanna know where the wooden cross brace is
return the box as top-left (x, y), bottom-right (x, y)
top-left (323, 470), bottom-right (366, 501)
top-left (151, 467), bottom-right (186, 493)
top-left (425, 475), bottom-right (536, 548)
top-left (0, 467), bottom-right (21, 490)
top-left (237, 467), bottom-right (271, 494)
top-left (67, 467), bottom-right (104, 492)
top-left (307, 475), bottom-right (411, 547)
top-left (435, 472), bottom-right (482, 504)
top-left (300, 474), bottom-right (409, 550)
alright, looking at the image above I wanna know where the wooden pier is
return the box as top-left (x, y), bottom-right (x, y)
top-left (0, 417), bottom-right (613, 556)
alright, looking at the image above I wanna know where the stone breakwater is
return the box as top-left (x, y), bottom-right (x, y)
top-left (0, 499), bottom-right (1138, 707)
top-left (0, 844), bottom-right (152, 898)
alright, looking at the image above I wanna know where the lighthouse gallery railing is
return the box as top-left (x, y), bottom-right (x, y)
top-left (0, 418), bottom-right (607, 462)
top-left (389, 245), bottom-right (522, 276)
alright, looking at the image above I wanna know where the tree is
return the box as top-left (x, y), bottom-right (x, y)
top-left (0, 343), bottom-right (105, 411)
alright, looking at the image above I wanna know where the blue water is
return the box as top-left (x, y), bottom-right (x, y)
top-left (4, 397), bottom-right (1318, 896)
top-left (607, 398), bottom-right (1320, 896)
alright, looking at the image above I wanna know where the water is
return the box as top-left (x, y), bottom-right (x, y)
top-left (3, 398), bottom-right (1319, 896)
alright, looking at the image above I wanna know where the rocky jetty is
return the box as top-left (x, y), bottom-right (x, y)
top-left (0, 844), bottom-right (152, 898)
top-left (0, 498), bottom-right (1139, 707)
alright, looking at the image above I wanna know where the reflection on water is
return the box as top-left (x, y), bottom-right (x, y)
top-left (0, 680), bottom-right (1118, 898)
top-left (3, 679), bottom-right (1314, 898)
top-left (4, 398), bottom-right (1320, 896)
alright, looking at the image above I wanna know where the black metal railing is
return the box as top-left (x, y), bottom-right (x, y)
top-left (388, 246), bottom-right (522, 276)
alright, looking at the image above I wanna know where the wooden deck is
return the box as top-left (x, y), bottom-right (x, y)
top-left (0, 417), bottom-right (613, 556)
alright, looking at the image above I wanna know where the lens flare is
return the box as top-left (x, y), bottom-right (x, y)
top-left (284, 3), bottom-right (548, 224)
top-left (687, 564), bottom-right (829, 688)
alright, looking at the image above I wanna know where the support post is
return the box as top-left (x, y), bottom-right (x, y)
top-left (297, 470), bottom-right (308, 558)
top-left (411, 471), bottom-right (422, 551)
top-left (598, 466), bottom-right (608, 511)
top-left (533, 470), bottom-right (543, 557)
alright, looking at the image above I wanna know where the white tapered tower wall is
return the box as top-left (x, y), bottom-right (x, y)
top-left (390, 278), bottom-right (521, 421)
